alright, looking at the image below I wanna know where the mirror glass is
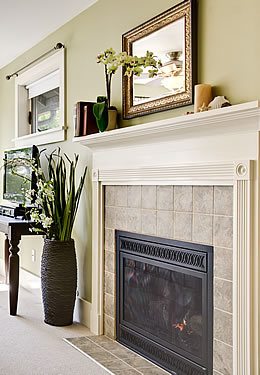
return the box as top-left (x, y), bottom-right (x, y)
top-left (133, 17), bottom-right (185, 105)
top-left (122, 0), bottom-right (195, 119)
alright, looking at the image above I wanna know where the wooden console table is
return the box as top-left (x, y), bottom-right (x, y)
top-left (0, 215), bottom-right (39, 316)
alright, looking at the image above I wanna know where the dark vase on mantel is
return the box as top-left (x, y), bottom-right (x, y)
top-left (41, 238), bottom-right (77, 326)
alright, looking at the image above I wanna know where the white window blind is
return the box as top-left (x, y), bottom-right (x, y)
top-left (26, 70), bottom-right (60, 99)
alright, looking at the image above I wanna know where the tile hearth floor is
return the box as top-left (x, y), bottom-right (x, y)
top-left (65, 335), bottom-right (170, 375)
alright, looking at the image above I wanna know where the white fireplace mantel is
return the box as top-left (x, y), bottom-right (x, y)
top-left (74, 100), bottom-right (260, 153)
top-left (76, 100), bottom-right (260, 375)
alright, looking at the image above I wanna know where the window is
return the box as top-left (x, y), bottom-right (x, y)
top-left (14, 49), bottom-right (65, 147)
top-left (31, 87), bottom-right (60, 132)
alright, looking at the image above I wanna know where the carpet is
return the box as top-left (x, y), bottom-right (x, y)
top-left (0, 276), bottom-right (109, 375)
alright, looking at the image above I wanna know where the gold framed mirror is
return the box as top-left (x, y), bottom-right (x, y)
top-left (122, 0), bottom-right (196, 119)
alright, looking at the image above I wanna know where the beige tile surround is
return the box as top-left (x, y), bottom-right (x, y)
top-left (104, 185), bottom-right (233, 375)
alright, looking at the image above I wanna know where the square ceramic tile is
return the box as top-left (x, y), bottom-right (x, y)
top-left (109, 347), bottom-right (140, 360)
top-left (88, 336), bottom-right (113, 345)
top-left (193, 186), bottom-right (213, 214)
top-left (213, 339), bottom-right (233, 375)
top-left (105, 186), bottom-right (116, 206)
top-left (104, 292), bottom-right (115, 318)
top-left (142, 210), bottom-right (157, 235)
top-left (128, 186), bottom-right (142, 208)
top-left (214, 247), bottom-right (233, 281)
top-left (123, 356), bottom-right (154, 369)
top-left (192, 214), bottom-right (213, 245)
top-left (114, 186), bottom-right (128, 207)
top-left (139, 368), bottom-right (170, 374)
top-left (104, 271), bottom-right (115, 296)
top-left (214, 186), bottom-right (233, 216)
top-left (214, 216), bottom-right (233, 248)
top-left (214, 308), bottom-right (233, 346)
top-left (105, 206), bottom-right (116, 228)
top-left (141, 186), bottom-right (157, 209)
top-left (157, 210), bottom-right (173, 238)
top-left (174, 212), bottom-right (192, 241)
top-left (157, 186), bottom-right (174, 210)
top-left (100, 359), bottom-right (132, 372)
top-left (104, 250), bottom-right (115, 273)
top-left (90, 350), bottom-right (117, 362)
top-left (105, 228), bottom-right (115, 251)
top-left (174, 186), bottom-right (192, 212)
top-left (115, 207), bottom-right (128, 230)
top-left (114, 370), bottom-right (141, 374)
top-left (104, 314), bottom-right (116, 339)
top-left (127, 208), bottom-right (142, 233)
top-left (214, 278), bottom-right (232, 313)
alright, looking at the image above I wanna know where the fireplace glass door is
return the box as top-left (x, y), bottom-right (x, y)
top-left (123, 257), bottom-right (203, 359)
top-left (116, 231), bottom-right (213, 375)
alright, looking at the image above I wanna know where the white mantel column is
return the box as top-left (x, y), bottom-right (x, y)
top-left (233, 161), bottom-right (254, 374)
top-left (90, 169), bottom-right (104, 335)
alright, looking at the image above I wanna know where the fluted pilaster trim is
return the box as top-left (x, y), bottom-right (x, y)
top-left (233, 160), bottom-right (253, 374)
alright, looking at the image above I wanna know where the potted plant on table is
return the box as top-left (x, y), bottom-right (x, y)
top-left (94, 48), bottom-right (162, 131)
top-left (9, 149), bottom-right (87, 326)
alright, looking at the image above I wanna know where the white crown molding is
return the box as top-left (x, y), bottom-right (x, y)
top-left (74, 101), bottom-right (260, 152)
top-left (91, 161), bottom-right (253, 187)
top-left (98, 162), bottom-right (234, 184)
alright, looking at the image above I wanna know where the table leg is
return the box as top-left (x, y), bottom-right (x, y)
top-left (4, 234), bottom-right (10, 284)
top-left (9, 238), bottom-right (20, 316)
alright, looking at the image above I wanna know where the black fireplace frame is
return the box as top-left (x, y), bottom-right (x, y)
top-left (116, 230), bottom-right (213, 375)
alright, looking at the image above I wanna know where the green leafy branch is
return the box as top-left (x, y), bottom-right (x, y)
top-left (6, 149), bottom-right (87, 241)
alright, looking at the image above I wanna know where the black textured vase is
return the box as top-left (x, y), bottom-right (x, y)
top-left (41, 239), bottom-right (77, 326)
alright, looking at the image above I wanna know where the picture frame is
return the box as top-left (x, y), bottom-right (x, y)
top-left (122, 0), bottom-right (196, 119)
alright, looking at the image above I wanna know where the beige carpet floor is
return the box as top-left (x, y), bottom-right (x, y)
top-left (0, 276), bottom-right (109, 375)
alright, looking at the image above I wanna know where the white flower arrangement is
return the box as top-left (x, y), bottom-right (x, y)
top-left (8, 148), bottom-right (87, 240)
top-left (97, 48), bottom-right (162, 108)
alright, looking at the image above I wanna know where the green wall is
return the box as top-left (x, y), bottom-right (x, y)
top-left (0, 0), bottom-right (259, 304)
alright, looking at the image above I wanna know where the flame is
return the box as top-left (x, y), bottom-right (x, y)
top-left (172, 319), bottom-right (193, 335)
top-left (172, 319), bottom-right (187, 332)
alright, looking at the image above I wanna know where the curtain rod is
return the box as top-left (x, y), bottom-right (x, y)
top-left (6, 42), bottom-right (65, 80)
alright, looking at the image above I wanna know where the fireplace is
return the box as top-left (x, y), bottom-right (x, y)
top-left (76, 101), bottom-right (259, 374)
top-left (116, 230), bottom-right (213, 375)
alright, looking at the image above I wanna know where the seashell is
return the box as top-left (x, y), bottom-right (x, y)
top-left (208, 96), bottom-right (231, 110)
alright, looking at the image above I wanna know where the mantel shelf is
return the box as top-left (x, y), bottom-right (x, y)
top-left (73, 100), bottom-right (260, 152)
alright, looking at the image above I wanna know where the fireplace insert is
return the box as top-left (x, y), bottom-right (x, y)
top-left (116, 231), bottom-right (213, 375)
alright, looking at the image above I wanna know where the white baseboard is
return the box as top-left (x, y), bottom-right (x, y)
top-left (0, 258), bottom-right (41, 289)
top-left (0, 258), bottom-right (5, 279)
top-left (74, 297), bottom-right (92, 329)
top-left (0, 257), bottom-right (93, 329)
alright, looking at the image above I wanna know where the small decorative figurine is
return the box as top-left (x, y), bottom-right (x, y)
top-left (208, 96), bottom-right (231, 110)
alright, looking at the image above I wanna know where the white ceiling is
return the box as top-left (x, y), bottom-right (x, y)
top-left (134, 17), bottom-right (184, 64)
top-left (0, 0), bottom-right (97, 69)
